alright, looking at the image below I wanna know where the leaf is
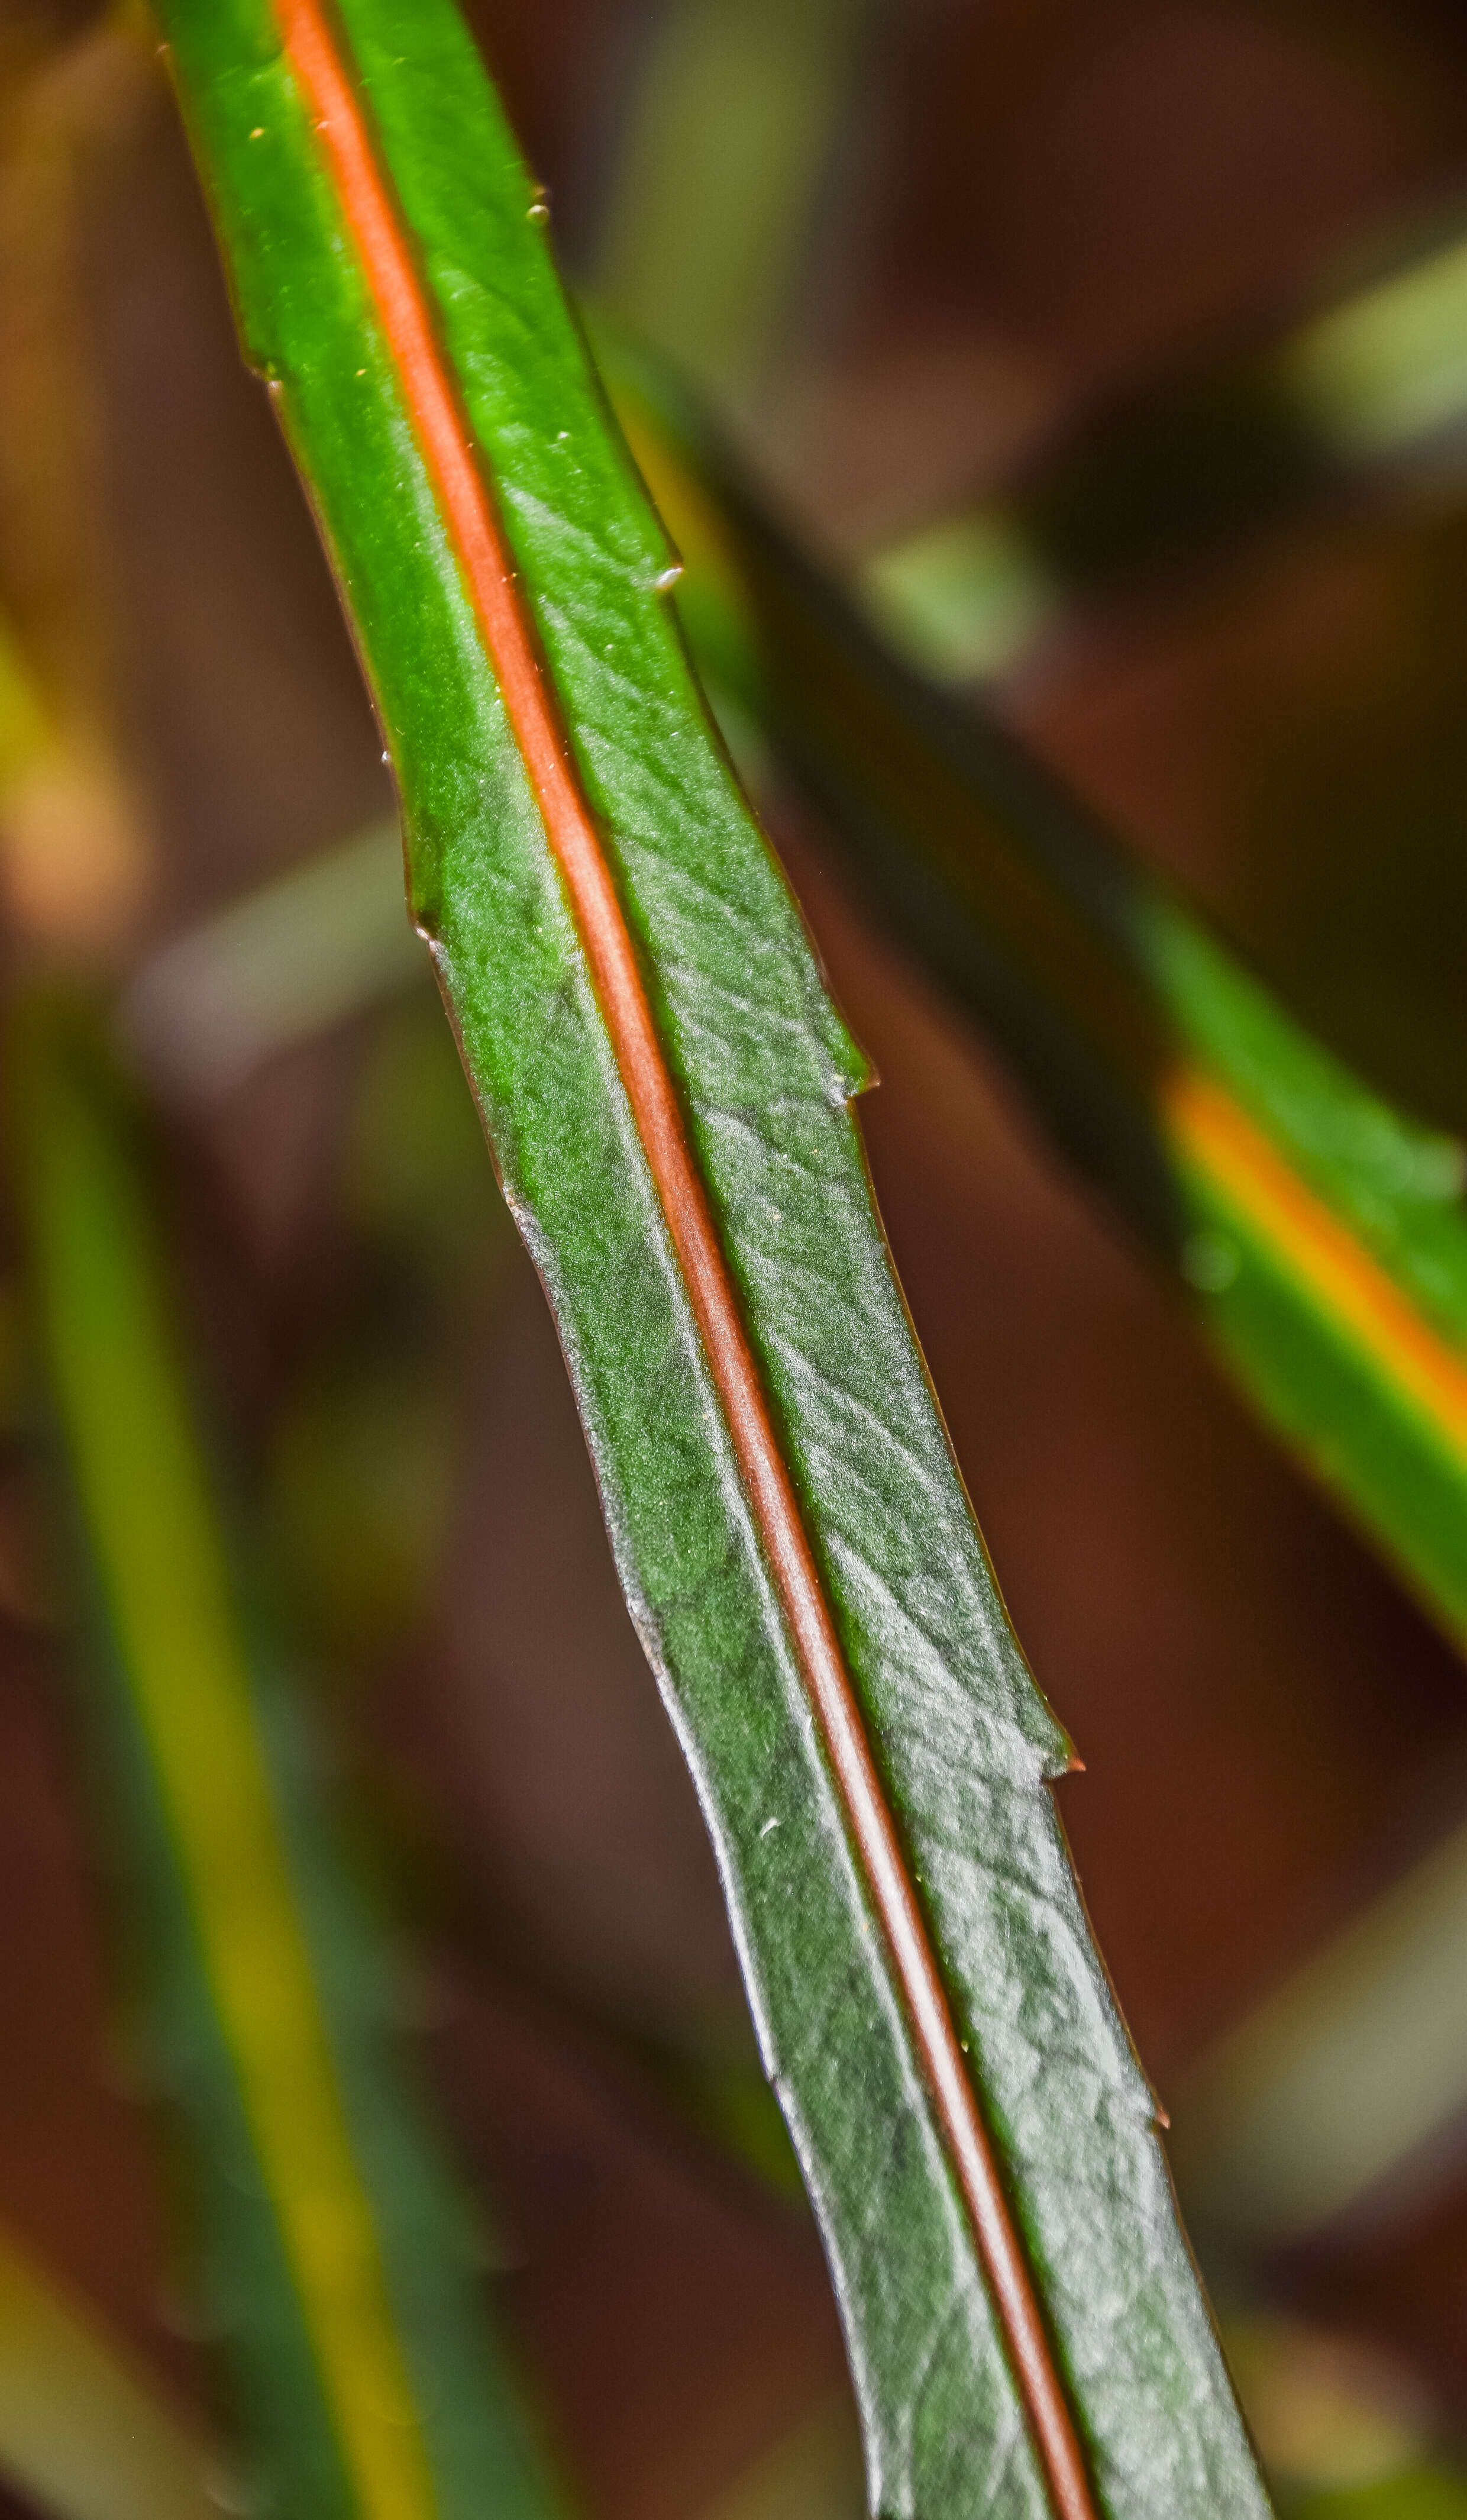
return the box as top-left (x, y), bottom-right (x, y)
top-left (123, 817), bottom-right (417, 1098)
top-left (7, 1001), bottom-right (566, 2520)
top-left (700, 2396), bottom-right (865, 2520)
top-left (0, 2219), bottom-right (222, 2520)
top-left (0, 28), bottom-right (155, 947)
top-left (862, 209), bottom-right (1467, 682)
top-left (592, 0), bottom-right (880, 401)
top-left (1174, 1806), bottom-right (1467, 2247)
top-left (597, 337), bottom-right (1467, 1652)
top-left (154, 6), bottom-right (1270, 2515)
top-left (118, 356), bottom-right (1467, 1660)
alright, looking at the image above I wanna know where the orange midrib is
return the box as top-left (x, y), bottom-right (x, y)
top-left (272, 5), bottom-right (1097, 2515)
top-left (1165, 1070), bottom-right (1467, 1454)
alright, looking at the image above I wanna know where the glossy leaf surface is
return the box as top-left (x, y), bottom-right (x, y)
top-left (600, 342), bottom-right (1467, 1652)
top-left (155, 5), bottom-right (1269, 2513)
top-left (8, 1004), bottom-right (561, 2520)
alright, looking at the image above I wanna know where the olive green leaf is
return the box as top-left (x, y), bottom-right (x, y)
top-left (8, 1001), bottom-right (563, 2520)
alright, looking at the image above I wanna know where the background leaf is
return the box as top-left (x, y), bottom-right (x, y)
top-left (599, 341), bottom-right (1467, 1649)
top-left (0, 2221), bottom-right (222, 2520)
top-left (7, 1000), bottom-right (564, 2520)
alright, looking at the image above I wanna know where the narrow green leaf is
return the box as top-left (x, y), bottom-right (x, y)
top-left (124, 818), bottom-right (416, 1098)
top-left (7, 1001), bottom-right (565, 2520)
top-left (862, 204), bottom-right (1467, 682)
top-left (700, 2396), bottom-right (865, 2520)
top-left (1173, 1808), bottom-right (1467, 2247)
top-left (593, 0), bottom-right (879, 400)
top-left (1220, 2314), bottom-right (1467, 2520)
top-left (115, 314), bottom-right (1467, 1648)
top-left (0, 2221), bottom-right (222, 2520)
top-left (154, 7), bottom-right (1268, 2514)
top-left (599, 338), bottom-right (1467, 1651)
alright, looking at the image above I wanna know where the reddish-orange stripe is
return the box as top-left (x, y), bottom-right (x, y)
top-left (274, 9), bottom-right (1096, 2511)
top-left (1164, 1069), bottom-right (1467, 1451)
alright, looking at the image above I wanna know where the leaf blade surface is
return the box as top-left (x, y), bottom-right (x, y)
top-left (155, 8), bottom-right (1271, 2513)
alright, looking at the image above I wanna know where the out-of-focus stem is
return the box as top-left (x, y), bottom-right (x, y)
top-left (0, 2222), bottom-right (224, 2520)
top-left (862, 205), bottom-right (1467, 683)
top-left (8, 1002), bottom-right (566, 2520)
top-left (593, 0), bottom-right (880, 405)
top-left (0, 27), bottom-right (154, 950)
top-left (1172, 1811), bottom-right (1467, 2249)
